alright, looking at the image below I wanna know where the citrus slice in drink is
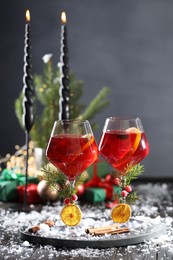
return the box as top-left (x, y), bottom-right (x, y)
top-left (81, 134), bottom-right (95, 152)
top-left (61, 204), bottom-right (82, 226)
top-left (114, 127), bottom-right (141, 171)
top-left (126, 127), bottom-right (141, 154)
top-left (71, 135), bottom-right (95, 163)
top-left (111, 203), bottom-right (131, 223)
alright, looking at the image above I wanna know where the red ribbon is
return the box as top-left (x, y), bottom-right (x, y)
top-left (17, 183), bottom-right (41, 204)
top-left (84, 173), bottom-right (119, 201)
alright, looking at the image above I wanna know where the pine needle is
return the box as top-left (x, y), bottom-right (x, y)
top-left (126, 191), bottom-right (138, 204)
top-left (80, 87), bottom-right (110, 124)
top-left (41, 163), bottom-right (87, 199)
top-left (125, 164), bottom-right (144, 185)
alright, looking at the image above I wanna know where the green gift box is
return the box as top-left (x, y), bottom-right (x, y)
top-left (0, 180), bottom-right (18, 201)
top-left (0, 169), bottom-right (39, 202)
top-left (87, 161), bottom-right (111, 179)
top-left (0, 169), bottom-right (39, 184)
top-left (82, 186), bottom-right (121, 203)
top-left (82, 187), bottom-right (106, 203)
top-left (17, 176), bottom-right (39, 186)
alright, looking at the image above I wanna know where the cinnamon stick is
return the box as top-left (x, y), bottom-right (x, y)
top-left (93, 227), bottom-right (130, 236)
top-left (29, 219), bottom-right (55, 233)
top-left (85, 223), bottom-right (119, 235)
top-left (29, 225), bottom-right (40, 233)
top-left (85, 224), bottom-right (130, 236)
top-left (43, 220), bottom-right (55, 227)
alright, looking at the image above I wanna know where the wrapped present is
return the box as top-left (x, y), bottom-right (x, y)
top-left (0, 180), bottom-right (18, 201)
top-left (82, 188), bottom-right (106, 203)
top-left (17, 184), bottom-right (41, 204)
top-left (82, 161), bottom-right (122, 203)
top-left (17, 176), bottom-right (39, 186)
top-left (0, 169), bottom-right (39, 184)
top-left (82, 186), bottom-right (121, 203)
top-left (87, 161), bottom-right (111, 179)
top-left (0, 169), bottom-right (39, 202)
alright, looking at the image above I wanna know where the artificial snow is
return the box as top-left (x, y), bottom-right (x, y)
top-left (0, 183), bottom-right (173, 259)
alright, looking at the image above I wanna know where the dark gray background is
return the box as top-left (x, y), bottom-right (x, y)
top-left (1, 0), bottom-right (173, 178)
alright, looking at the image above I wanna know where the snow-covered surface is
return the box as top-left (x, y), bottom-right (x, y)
top-left (0, 183), bottom-right (173, 259)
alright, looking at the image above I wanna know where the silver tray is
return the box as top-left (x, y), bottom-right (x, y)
top-left (20, 218), bottom-right (166, 248)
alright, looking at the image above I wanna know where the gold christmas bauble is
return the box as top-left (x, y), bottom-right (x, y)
top-left (37, 180), bottom-right (59, 202)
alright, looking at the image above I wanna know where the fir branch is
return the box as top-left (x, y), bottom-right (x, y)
top-left (58, 185), bottom-right (76, 200)
top-left (41, 163), bottom-right (66, 187)
top-left (125, 164), bottom-right (144, 185)
top-left (14, 92), bottom-right (24, 129)
top-left (43, 61), bottom-right (54, 87)
top-left (80, 87), bottom-right (110, 124)
top-left (113, 164), bottom-right (144, 184)
top-left (112, 164), bottom-right (144, 205)
top-left (69, 73), bottom-right (84, 119)
top-left (41, 163), bottom-right (87, 199)
top-left (34, 75), bottom-right (45, 105)
top-left (126, 191), bottom-right (138, 204)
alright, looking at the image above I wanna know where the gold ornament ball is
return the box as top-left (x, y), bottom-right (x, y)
top-left (37, 180), bottom-right (59, 202)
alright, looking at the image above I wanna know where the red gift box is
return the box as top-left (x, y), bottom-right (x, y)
top-left (17, 184), bottom-right (41, 204)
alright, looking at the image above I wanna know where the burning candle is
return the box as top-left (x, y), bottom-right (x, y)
top-left (22, 10), bottom-right (34, 132)
top-left (59, 11), bottom-right (70, 120)
top-left (22, 10), bottom-right (34, 211)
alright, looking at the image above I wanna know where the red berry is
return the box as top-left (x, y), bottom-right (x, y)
top-left (121, 190), bottom-right (128, 197)
top-left (113, 177), bottom-right (120, 186)
top-left (71, 194), bottom-right (78, 201)
top-left (64, 198), bottom-right (70, 205)
top-left (125, 185), bottom-right (132, 193)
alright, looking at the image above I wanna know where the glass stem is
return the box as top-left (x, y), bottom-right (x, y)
top-left (121, 175), bottom-right (126, 204)
top-left (69, 179), bottom-right (75, 189)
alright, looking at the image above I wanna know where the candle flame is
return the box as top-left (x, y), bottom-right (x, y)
top-left (61, 11), bottom-right (67, 24)
top-left (26, 10), bottom-right (30, 22)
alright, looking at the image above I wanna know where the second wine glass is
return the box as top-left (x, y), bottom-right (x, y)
top-left (98, 117), bottom-right (150, 222)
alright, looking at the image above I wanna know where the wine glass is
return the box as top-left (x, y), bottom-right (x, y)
top-left (98, 117), bottom-right (149, 222)
top-left (46, 119), bottom-right (98, 226)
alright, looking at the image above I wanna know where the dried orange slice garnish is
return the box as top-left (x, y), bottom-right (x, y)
top-left (111, 203), bottom-right (131, 223)
top-left (126, 127), bottom-right (141, 154)
top-left (61, 204), bottom-right (82, 226)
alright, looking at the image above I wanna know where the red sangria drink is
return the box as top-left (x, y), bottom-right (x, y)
top-left (46, 120), bottom-right (98, 226)
top-left (46, 133), bottom-right (98, 180)
top-left (99, 128), bottom-right (149, 174)
top-left (99, 117), bottom-right (149, 175)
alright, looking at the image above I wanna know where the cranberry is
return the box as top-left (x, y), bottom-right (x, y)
top-left (64, 198), bottom-right (70, 205)
top-left (125, 185), bottom-right (132, 193)
top-left (121, 190), bottom-right (128, 197)
top-left (71, 194), bottom-right (78, 201)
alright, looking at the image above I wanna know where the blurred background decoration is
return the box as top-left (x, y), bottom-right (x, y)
top-left (15, 54), bottom-right (109, 149)
top-left (1, 0), bottom-right (173, 177)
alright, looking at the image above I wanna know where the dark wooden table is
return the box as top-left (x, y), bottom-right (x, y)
top-left (0, 181), bottom-right (173, 260)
